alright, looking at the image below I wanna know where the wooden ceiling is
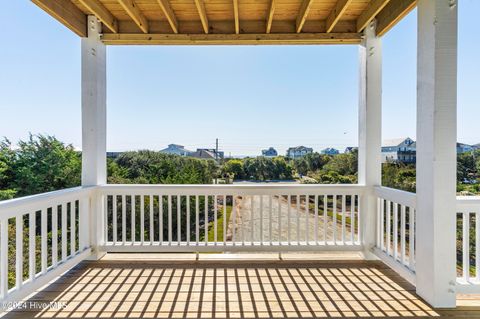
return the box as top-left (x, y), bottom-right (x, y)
top-left (31, 0), bottom-right (416, 45)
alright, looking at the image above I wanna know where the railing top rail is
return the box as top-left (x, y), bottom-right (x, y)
top-left (374, 186), bottom-right (417, 208)
top-left (98, 183), bottom-right (366, 196)
top-left (456, 196), bottom-right (480, 212)
top-left (0, 186), bottom-right (95, 217)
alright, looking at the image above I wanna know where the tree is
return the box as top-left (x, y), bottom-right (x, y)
top-left (222, 159), bottom-right (244, 180)
top-left (4, 134), bottom-right (81, 197)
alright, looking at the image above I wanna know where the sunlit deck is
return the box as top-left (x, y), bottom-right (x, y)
top-left (3, 254), bottom-right (480, 319)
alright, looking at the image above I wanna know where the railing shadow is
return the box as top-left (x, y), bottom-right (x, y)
top-left (3, 260), bottom-right (446, 319)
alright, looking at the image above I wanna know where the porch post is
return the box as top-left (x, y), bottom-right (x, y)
top-left (81, 16), bottom-right (107, 258)
top-left (358, 21), bottom-right (382, 257)
top-left (416, 0), bottom-right (458, 308)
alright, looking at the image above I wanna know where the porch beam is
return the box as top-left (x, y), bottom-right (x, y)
top-left (101, 33), bottom-right (362, 45)
top-left (266, 0), bottom-right (276, 34)
top-left (376, 0), bottom-right (416, 37)
top-left (326, 0), bottom-right (353, 33)
top-left (296, 0), bottom-right (314, 33)
top-left (358, 21), bottom-right (382, 257)
top-left (78, 0), bottom-right (118, 33)
top-left (233, 0), bottom-right (239, 34)
top-left (156, 0), bottom-right (179, 34)
top-left (31, 0), bottom-right (87, 37)
top-left (356, 0), bottom-right (390, 32)
top-left (82, 16), bottom-right (106, 188)
top-left (118, 0), bottom-right (149, 33)
top-left (82, 16), bottom-right (107, 258)
top-left (415, 0), bottom-right (457, 308)
top-left (194, 0), bottom-right (209, 34)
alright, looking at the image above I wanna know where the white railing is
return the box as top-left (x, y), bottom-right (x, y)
top-left (374, 186), bottom-right (417, 284)
top-left (98, 184), bottom-right (365, 252)
top-left (456, 196), bottom-right (480, 293)
top-left (0, 187), bottom-right (94, 304)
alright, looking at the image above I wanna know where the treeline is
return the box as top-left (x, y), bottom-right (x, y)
top-left (1, 135), bottom-right (479, 200)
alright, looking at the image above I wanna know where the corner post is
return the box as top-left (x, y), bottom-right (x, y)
top-left (81, 16), bottom-right (107, 259)
top-left (416, 0), bottom-right (458, 307)
top-left (358, 21), bottom-right (382, 258)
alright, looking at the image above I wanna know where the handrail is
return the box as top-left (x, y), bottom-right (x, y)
top-left (98, 183), bottom-right (366, 196)
top-left (374, 186), bottom-right (416, 208)
top-left (0, 186), bottom-right (95, 220)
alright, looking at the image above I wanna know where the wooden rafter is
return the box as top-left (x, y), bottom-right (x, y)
top-left (156, 0), bottom-right (178, 34)
top-left (102, 33), bottom-right (362, 45)
top-left (31, 0), bottom-right (87, 37)
top-left (78, 0), bottom-right (118, 33)
top-left (376, 0), bottom-right (416, 37)
top-left (118, 0), bottom-right (149, 33)
top-left (233, 0), bottom-right (239, 34)
top-left (194, 0), bottom-right (209, 34)
top-left (356, 0), bottom-right (390, 32)
top-left (266, 0), bottom-right (276, 34)
top-left (296, 0), bottom-right (314, 33)
top-left (326, 0), bottom-right (352, 33)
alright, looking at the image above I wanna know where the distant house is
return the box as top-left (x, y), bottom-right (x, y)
top-left (286, 146), bottom-right (313, 159)
top-left (344, 147), bottom-right (357, 154)
top-left (159, 144), bottom-right (193, 157)
top-left (321, 148), bottom-right (340, 155)
top-left (262, 147), bottom-right (278, 157)
top-left (457, 143), bottom-right (474, 154)
top-left (382, 137), bottom-right (416, 164)
top-left (473, 143), bottom-right (480, 150)
top-left (191, 148), bottom-right (224, 161)
top-left (106, 152), bottom-right (122, 159)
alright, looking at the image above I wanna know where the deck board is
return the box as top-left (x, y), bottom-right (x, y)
top-left (3, 259), bottom-right (480, 318)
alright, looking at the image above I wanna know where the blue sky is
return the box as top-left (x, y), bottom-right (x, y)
top-left (0, 1), bottom-right (478, 156)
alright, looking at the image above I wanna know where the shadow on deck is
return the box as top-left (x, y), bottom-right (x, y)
top-left (3, 255), bottom-right (480, 318)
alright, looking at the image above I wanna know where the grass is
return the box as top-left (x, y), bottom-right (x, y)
top-left (207, 205), bottom-right (233, 242)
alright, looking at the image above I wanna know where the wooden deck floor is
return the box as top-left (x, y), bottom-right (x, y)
top-left (3, 256), bottom-right (480, 318)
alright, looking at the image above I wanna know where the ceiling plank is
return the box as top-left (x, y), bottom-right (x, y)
top-left (356, 0), bottom-right (390, 32)
top-left (326, 0), bottom-right (353, 33)
top-left (296, 0), bottom-right (314, 33)
top-left (233, 0), bottom-right (239, 34)
top-left (31, 0), bottom-right (87, 37)
top-left (194, 0), bottom-right (209, 34)
top-left (376, 0), bottom-right (416, 37)
top-left (266, 0), bottom-right (276, 34)
top-left (78, 0), bottom-right (118, 33)
top-left (118, 0), bottom-right (149, 33)
top-left (102, 33), bottom-right (363, 45)
top-left (156, 0), bottom-right (178, 34)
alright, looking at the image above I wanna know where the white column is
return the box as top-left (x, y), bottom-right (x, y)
top-left (416, 0), bottom-right (457, 308)
top-left (358, 21), bottom-right (382, 257)
top-left (82, 16), bottom-right (106, 187)
top-left (82, 16), bottom-right (107, 259)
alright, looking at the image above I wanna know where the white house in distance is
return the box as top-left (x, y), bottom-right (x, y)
top-left (261, 147), bottom-right (278, 157)
top-left (286, 146), bottom-right (313, 159)
top-left (159, 144), bottom-right (193, 156)
top-left (381, 137), bottom-right (416, 163)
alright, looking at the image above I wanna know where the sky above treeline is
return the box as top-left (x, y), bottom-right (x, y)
top-left (0, 1), bottom-right (479, 156)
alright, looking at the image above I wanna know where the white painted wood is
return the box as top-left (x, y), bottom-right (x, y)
top-left (52, 206), bottom-right (58, 266)
top-left (314, 195), bottom-right (318, 243)
top-left (205, 195), bottom-right (208, 243)
top-left (0, 249), bottom-right (91, 305)
top-left (416, 0), bottom-right (458, 308)
top-left (358, 20), bottom-right (382, 258)
top-left (141, 195), bottom-right (145, 244)
top-left (29, 212), bottom-right (36, 280)
top-left (177, 195), bottom-right (181, 244)
top-left (401, 205), bottom-right (406, 265)
top-left (112, 196), bottom-right (117, 244)
top-left (341, 195), bottom-right (346, 244)
top-left (0, 219), bottom-right (8, 299)
top-left (333, 195), bottom-right (337, 244)
top-left (214, 195), bottom-right (218, 244)
top-left (187, 195), bottom-right (191, 244)
top-left (70, 202), bottom-right (76, 255)
top-left (462, 213), bottom-right (469, 280)
top-left (81, 16), bottom-right (106, 187)
top-left (131, 195), bottom-right (136, 243)
top-left (122, 195), bottom-right (126, 244)
top-left (15, 215), bottom-right (24, 288)
top-left (41, 209), bottom-right (47, 274)
top-left (195, 195), bottom-right (199, 244)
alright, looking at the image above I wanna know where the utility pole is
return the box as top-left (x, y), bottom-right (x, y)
top-left (215, 138), bottom-right (219, 161)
